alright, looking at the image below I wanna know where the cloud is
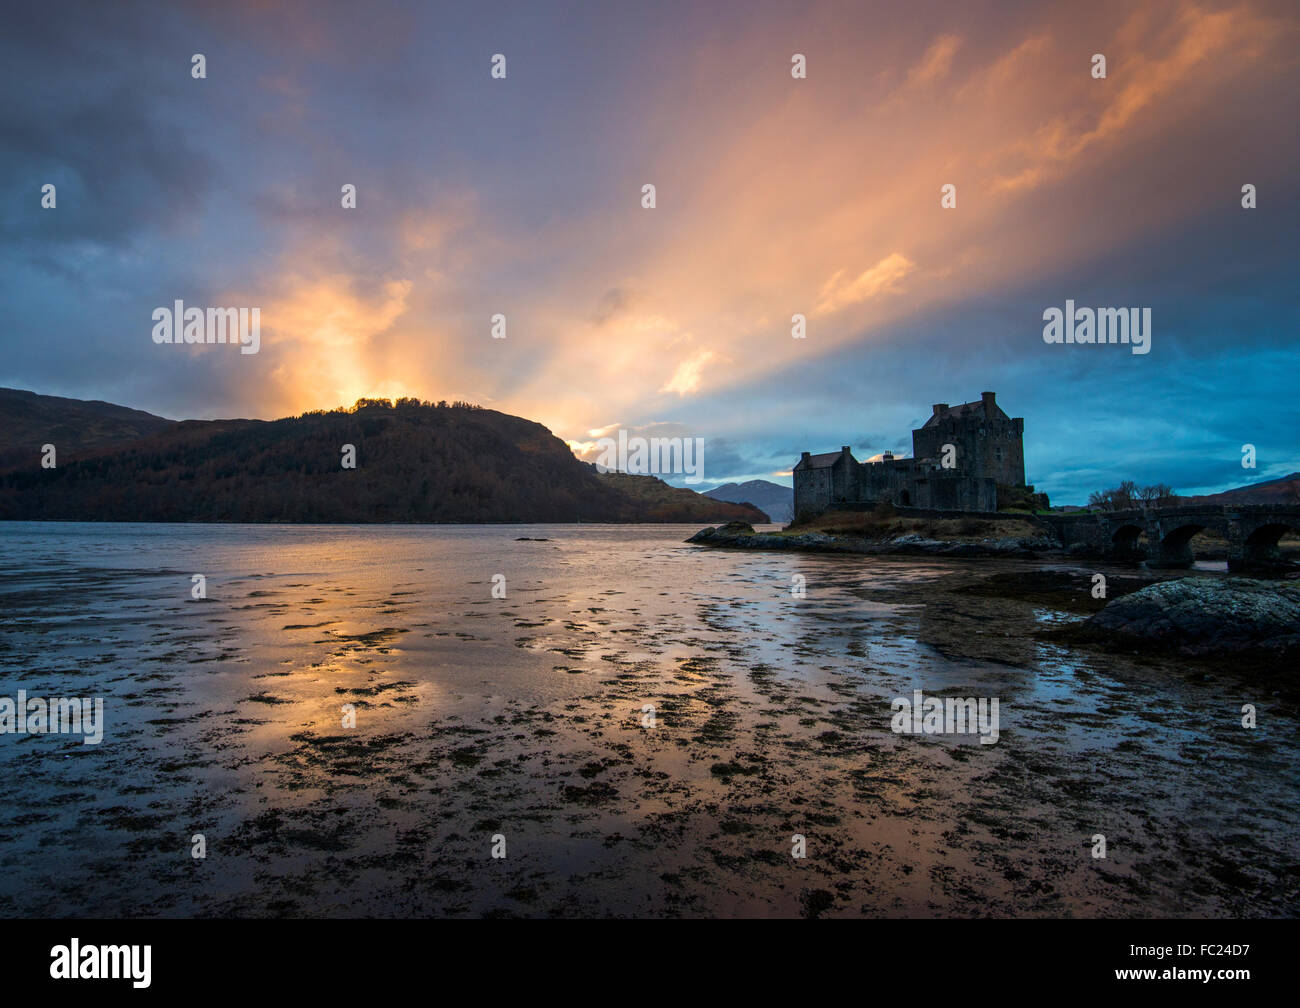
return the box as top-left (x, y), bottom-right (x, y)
top-left (229, 272), bottom-right (414, 413)
top-left (660, 349), bottom-right (717, 397)
top-left (990, 5), bottom-right (1274, 193)
top-left (262, 275), bottom-right (411, 349)
top-left (905, 34), bottom-right (962, 88)
top-left (592, 288), bottom-right (634, 326)
top-left (815, 254), bottom-right (916, 314)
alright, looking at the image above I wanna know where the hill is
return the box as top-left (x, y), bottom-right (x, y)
top-left (0, 392), bottom-right (766, 524)
top-left (703, 479), bottom-right (793, 523)
top-left (1183, 472), bottom-right (1300, 506)
top-left (0, 387), bottom-right (175, 471)
top-left (596, 472), bottom-right (768, 523)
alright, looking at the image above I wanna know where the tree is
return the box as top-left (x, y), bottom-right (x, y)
top-left (1089, 481), bottom-right (1178, 511)
top-left (1140, 483), bottom-right (1178, 506)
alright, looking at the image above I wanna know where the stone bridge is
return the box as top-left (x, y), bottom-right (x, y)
top-left (1040, 504), bottom-right (1300, 571)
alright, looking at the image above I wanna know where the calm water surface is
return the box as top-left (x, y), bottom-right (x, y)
top-left (0, 522), bottom-right (1295, 917)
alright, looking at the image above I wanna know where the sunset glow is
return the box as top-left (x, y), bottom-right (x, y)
top-left (4, 0), bottom-right (1297, 499)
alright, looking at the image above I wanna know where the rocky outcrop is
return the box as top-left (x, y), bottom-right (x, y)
top-left (685, 524), bottom-right (1057, 558)
top-left (1086, 576), bottom-right (1300, 660)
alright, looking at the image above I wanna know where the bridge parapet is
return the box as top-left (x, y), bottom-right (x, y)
top-left (1043, 504), bottom-right (1300, 570)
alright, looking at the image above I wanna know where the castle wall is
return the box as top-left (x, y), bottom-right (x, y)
top-left (855, 458), bottom-right (917, 505)
top-left (912, 474), bottom-right (998, 511)
top-left (793, 468), bottom-right (832, 519)
top-left (831, 455), bottom-right (854, 502)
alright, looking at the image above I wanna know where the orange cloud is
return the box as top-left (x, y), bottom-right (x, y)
top-left (660, 349), bottom-right (718, 397)
top-left (221, 272), bottom-right (415, 414)
top-left (816, 253), bottom-right (916, 314)
top-left (991, 5), bottom-right (1274, 192)
top-left (210, 0), bottom-right (1296, 458)
top-left (906, 34), bottom-right (963, 88)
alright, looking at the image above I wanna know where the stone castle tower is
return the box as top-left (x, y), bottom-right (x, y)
top-left (911, 391), bottom-right (1025, 487)
top-left (793, 392), bottom-right (1026, 519)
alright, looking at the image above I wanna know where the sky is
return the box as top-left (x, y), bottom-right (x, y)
top-left (2, 0), bottom-right (1297, 504)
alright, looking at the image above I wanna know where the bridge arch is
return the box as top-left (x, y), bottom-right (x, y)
top-left (1151, 522), bottom-right (1206, 568)
top-left (1110, 523), bottom-right (1146, 561)
top-left (1237, 521), bottom-right (1300, 570)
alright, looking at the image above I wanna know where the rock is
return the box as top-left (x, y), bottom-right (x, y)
top-left (878, 533), bottom-right (1049, 557)
top-left (1086, 576), bottom-right (1300, 659)
top-left (686, 524), bottom-right (1055, 559)
top-left (886, 533), bottom-right (940, 549)
top-left (686, 525), bottom-right (851, 552)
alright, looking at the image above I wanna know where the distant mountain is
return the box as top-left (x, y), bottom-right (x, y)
top-left (1182, 472), bottom-right (1300, 506)
top-left (702, 479), bottom-right (793, 523)
top-left (0, 391), bottom-right (767, 524)
top-left (0, 387), bottom-right (175, 471)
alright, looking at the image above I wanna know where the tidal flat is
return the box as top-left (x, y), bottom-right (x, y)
top-left (0, 522), bottom-right (1295, 918)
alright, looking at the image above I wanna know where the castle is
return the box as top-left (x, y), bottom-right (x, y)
top-left (793, 392), bottom-right (1025, 519)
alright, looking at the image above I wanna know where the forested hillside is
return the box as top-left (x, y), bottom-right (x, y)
top-left (0, 395), bottom-right (765, 524)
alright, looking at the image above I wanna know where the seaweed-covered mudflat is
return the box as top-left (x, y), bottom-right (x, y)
top-left (0, 522), bottom-right (1295, 917)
